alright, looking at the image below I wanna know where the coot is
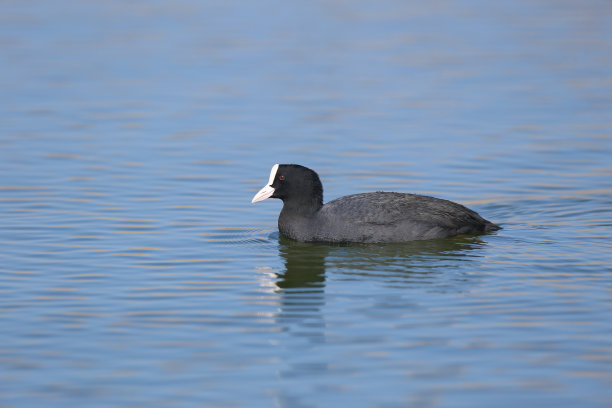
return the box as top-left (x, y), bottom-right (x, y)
top-left (252, 164), bottom-right (500, 243)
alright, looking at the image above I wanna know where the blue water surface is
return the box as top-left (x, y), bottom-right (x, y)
top-left (1, 1), bottom-right (611, 407)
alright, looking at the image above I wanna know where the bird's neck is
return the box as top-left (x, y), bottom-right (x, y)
top-left (280, 196), bottom-right (323, 217)
top-left (278, 198), bottom-right (322, 241)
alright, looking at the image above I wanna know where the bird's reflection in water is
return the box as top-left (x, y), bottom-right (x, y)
top-left (276, 236), bottom-right (329, 289)
top-left (324, 236), bottom-right (489, 285)
top-left (271, 234), bottom-right (488, 395)
top-left (274, 235), bottom-right (487, 338)
top-left (277, 234), bottom-right (487, 288)
top-left (274, 237), bottom-right (330, 345)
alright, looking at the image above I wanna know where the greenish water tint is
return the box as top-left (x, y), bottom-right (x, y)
top-left (1, 1), bottom-right (611, 407)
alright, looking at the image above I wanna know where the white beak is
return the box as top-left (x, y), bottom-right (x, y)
top-left (251, 185), bottom-right (275, 203)
top-left (251, 164), bottom-right (280, 204)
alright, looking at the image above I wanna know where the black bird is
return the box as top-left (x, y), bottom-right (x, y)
top-left (252, 164), bottom-right (500, 243)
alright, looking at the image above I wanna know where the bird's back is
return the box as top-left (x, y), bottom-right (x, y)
top-left (312, 192), bottom-right (499, 243)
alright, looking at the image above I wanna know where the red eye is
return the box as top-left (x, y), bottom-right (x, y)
top-left (279, 175), bottom-right (285, 181)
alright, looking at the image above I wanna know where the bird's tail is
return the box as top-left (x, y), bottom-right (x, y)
top-left (484, 221), bottom-right (502, 232)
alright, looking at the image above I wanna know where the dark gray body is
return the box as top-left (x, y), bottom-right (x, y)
top-left (279, 191), bottom-right (499, 243)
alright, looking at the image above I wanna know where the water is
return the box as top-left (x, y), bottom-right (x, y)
top-left (1, 1), bottom-right (611, 407)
